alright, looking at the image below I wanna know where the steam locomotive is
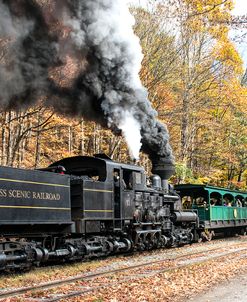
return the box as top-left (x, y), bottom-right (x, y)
top-left (0, 154), bottom-right (199, 271)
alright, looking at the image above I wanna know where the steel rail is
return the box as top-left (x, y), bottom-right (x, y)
top-left (0, 242), bottom-right (246, 301)
top-left (46, 247), bottom-right (247, 301)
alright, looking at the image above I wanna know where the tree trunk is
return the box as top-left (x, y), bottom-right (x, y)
top-left (180, 87), bottom-right (190, 169)
top-left (79, 120), bottom-right (84, 155)
top-left (34, 111), bottom-right (41, 168)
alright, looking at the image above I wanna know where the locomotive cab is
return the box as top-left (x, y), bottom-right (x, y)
top-left (50, 155), bottom-right (147, 235)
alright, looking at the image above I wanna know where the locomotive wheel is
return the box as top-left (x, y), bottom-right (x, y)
top-left (144, 239), bottom-right (154, 250)
top-left (144, 233), bottom-right (157, 250)
top-left (240, 228), bottom-right (247, 236)
top-left (152, 236), bottom-right (160, 249)
top-left (136, 236), bottom-right (145, 251)
top-left (201, 230), bottom-right (214, 242)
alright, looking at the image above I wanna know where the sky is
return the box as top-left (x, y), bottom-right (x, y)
top-left (232, 0), bottom-right (247, 66)
top-left (232, 0), bottom-right (247, 15)
top-left (128, 0), bottom-right (247, 67)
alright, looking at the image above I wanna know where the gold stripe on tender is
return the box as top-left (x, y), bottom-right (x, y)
top-left (84, 188), bottom-right (113, 193)
top-left (0, 205), bottom-right (70, 210)
top-left (0, 177), bottom-right (70, 188)
top-left (84, 209), bottom-right (114, 213)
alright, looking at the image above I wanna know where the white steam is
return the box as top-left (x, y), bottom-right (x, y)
top-left (118, 111), bottom-right (142, 160)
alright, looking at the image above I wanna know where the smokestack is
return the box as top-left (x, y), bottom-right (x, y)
top-left (0, 0), bottom-right (174, 164)
top-left (151, 157), bottom-right (175, 192)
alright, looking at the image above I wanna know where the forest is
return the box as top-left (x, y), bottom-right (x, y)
top-left (0, 0), bottom-right (246, 189)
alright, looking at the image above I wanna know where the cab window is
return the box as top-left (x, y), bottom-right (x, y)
top-left (122, 169), bottom-right (133, 190)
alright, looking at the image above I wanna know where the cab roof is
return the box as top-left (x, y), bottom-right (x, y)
top-left (50, 155), bottom-right (144, 176)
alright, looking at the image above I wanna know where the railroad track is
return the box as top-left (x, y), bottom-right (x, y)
top-left (0, 241), bottom-right (246, 301)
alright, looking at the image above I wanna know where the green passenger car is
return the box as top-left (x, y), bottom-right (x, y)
top-left (175, 184), bottom-right (247, 240)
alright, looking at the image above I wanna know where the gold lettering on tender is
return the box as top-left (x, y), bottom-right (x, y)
top-left (0, 189), bottom-right (7, 197)
top-left (1, 189), bottom-right (61, 201)
top-left (32, 191), bottom-right (61, 200)
top-left (8, 190), bottom-right (31, 198)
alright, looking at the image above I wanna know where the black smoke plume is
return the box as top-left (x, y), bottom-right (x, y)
top-left (0, 0), bottom-right (174, 163)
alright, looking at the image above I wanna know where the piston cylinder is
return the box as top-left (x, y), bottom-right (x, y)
top-left (172, 211), bottom-right (198, 222)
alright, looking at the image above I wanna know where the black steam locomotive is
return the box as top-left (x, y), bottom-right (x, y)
top-left (0, 154), bottom-right (198, 271)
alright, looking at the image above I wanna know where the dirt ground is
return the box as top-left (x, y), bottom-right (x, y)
top-left (189, 273), bottom-right (247, 302)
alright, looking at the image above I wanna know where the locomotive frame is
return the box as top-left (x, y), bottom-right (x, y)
top-left (0, 154), bottom-right (245, 271)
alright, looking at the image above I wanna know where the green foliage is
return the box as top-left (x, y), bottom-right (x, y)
top-left (173, 162), bottom-right (194, 184)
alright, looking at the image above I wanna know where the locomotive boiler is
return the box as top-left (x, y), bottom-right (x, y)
top-left (0, 154), bottom-right (198, 271)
